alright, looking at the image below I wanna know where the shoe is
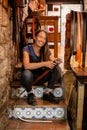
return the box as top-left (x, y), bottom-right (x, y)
top-left (43, 92), bottom-right (59, 103)
top-left (27, 93), bottom-right (37, 106)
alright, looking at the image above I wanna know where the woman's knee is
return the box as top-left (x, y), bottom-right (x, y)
top-left (21, 70), bottom-right (33, 85)
top-left (53, 65), bottom-right (62, 78)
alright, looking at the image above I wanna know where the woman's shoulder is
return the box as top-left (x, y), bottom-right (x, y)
top-left (23, 44), bottom-right (33, 51)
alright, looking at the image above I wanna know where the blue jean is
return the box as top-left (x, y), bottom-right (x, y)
top-left (21, 65), bottom-right (61, 92)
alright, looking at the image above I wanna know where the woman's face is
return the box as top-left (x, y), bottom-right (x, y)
top-left (35, 31), bottom-right (47, 48)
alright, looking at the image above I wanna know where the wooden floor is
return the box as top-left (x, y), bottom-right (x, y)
top-left (6, 98), bottom-right (70, 130)
top-left (6, 119), bottom-right (70, 130)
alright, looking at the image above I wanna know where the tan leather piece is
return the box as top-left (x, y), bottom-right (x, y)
top-left (75, 12), bottom-right (82, 67)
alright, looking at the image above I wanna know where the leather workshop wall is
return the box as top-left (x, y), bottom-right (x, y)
top-left (0, 2), bottom-right (15, 129)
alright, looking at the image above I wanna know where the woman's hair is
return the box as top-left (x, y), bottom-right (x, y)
top-left (35, 29), bottom-right (50, 61)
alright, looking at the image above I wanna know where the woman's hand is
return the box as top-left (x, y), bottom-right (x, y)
top-left (44, 61), bottom-right (56, 69)
top-left (49, 55), bottom-right (62, 65)
top-left (54, 58), bottom-right (63, 65)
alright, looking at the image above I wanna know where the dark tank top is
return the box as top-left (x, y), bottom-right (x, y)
top-left (22, 44), bottom-right (51, 76)
top-left (22, 44), bottom-right (45, 75)
top-left (23, 44), bottom-right (41, 62)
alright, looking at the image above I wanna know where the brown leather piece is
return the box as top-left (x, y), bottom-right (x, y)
top-left (75, 12), bottom-right (82, 67)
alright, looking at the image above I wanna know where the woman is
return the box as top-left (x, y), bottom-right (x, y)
top-left (21, 29), bottom-right (62, 106)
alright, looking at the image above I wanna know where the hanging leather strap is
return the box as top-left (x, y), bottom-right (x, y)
top-left (70, 11), bottom-right (77, 56)
top-left (31, 68), bottom-right (50, 86)
top-left (82, 12), bottom-right (87, 68)
top-left (75, 12), bottom-right (82, 67)
top-left (73, 11), bottom-right (77, 54)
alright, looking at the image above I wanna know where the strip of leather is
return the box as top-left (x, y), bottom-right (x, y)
top-left (75, 11), bottom-right (82, 67)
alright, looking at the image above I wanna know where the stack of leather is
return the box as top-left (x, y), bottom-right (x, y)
top-left (69, 11), bottom-right (87, 68)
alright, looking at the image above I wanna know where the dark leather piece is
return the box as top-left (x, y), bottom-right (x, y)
top-left (81, 12), bottom-right (87, 68)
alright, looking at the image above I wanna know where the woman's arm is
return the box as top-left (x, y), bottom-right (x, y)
top-left (23, 51), bottom-right (55, 70)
